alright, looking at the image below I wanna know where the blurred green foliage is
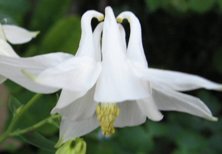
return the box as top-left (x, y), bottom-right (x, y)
top-left (0, 0), bottom-right (222, 154)
top-left (0, 0), bottom-right (30, 24)
top-left (30, 0), bottom-right (73, 32)
top-left (40, 16), bottom-right (81, 53)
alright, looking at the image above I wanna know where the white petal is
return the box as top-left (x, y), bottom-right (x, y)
top-left (137, 97), bottom-right (164, 121)
top-left (93, 22), bottom-right (103, 61)
top-left (115, 101), bottom-right (146, 127)
top-left (75, 10), bottom-right (103, 59)
top-left (52, 88), bottom-right (97, 121)
top-left (95, 60), bottom-right (149, 102)
top-left (147, 68), bottom-right (222, 91)
top-left (36, 57), bottom-right (101, 91)
top-left (118, 24), bottom-right (127, 50)
top-left (152, 84), bottom-right (217, 121)
top-left (117, 11), bottom-right (148, 67)
top-left (95, 7), bottom-right (150, 102)
top-left (60, 116), bottom-right (99, 142)
top-left (0, 39), bottom-right (18, 57)
top-left (2, 25), bottom-right (38, 44)
top-left (0, 52), bottom-right (72, 93)
top-left (51, 90), bottom-right (85, 113)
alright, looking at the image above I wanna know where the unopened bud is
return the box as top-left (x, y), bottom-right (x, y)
top-left (56, 138), bottom-right (86, 154)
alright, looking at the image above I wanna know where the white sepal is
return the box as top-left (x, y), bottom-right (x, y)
top-left (2, 25), bottom-right (39, 44)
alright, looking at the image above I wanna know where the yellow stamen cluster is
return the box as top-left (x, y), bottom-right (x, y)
top-left (96, 103), bottom-right (120, 136)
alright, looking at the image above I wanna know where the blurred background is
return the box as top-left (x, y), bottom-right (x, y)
top-left (0, 0), bottom-right (222, 153)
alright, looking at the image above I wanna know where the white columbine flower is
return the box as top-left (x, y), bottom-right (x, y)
top-left (48, 7), bottom-right (221, 143)
top-left (0, 7), bottom-right (221, 144)
top-left (0, 23), bottom-right (39, 83)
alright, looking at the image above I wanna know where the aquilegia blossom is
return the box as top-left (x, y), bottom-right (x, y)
top-left (0, 7), bottom-right (221, 144)
top-left (42, 7), bottom-right (221, 143)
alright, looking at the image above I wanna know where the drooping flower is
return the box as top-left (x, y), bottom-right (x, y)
top-left (0, 24), bottom-right (39, 83)
top-left (0, 10), bottom-right (104, 93)
top-left (0, 6), bottom-right (220, 144)
top-left (53, 7), bottom-right (221, 143)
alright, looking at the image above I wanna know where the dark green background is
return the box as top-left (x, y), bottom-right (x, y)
top-left (0, 0), bottom-right (222, 153)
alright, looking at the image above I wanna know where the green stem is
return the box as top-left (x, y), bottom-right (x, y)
top-left (0, 94), bottom-right (42, 143)
top-left (9, 114), bottom-right (60, 137)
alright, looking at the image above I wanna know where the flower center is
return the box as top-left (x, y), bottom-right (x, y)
top-left (96, 103), bottom-right (120, 136)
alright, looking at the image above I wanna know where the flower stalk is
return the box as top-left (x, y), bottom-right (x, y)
top-left (0, 94), bottom-right (42, 143)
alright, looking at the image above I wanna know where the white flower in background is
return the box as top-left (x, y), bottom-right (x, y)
top-left (0, 23), bottom-right (39, 83)
top-left (51, 7), bottom-right (221, 143)
top-left (0, 11), bottom-right (104, 93)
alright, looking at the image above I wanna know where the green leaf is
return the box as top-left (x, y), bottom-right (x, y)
top-left (188, 0), bottom-right (215, 13)
top-left (30, 0), bottom-right (72, 33)
top-left (20, 132), bottom-right (56, 152)
top-left (39, 16), bottom-right (81, 54)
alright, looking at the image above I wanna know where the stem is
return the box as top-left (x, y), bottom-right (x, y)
top-left (9, 94), bottom-right (42, 131)
top-left (0, 94), bottom-right (42, 143)
top-left (9, 114), bottom-right (60, 137)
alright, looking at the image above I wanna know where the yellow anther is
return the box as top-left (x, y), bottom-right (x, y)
top-left (116, 17), bottom-right (123, 23)
top-left (97, 15), bottom-right (105, 22)
top-left (96, 103), bottom-right (120, 136)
